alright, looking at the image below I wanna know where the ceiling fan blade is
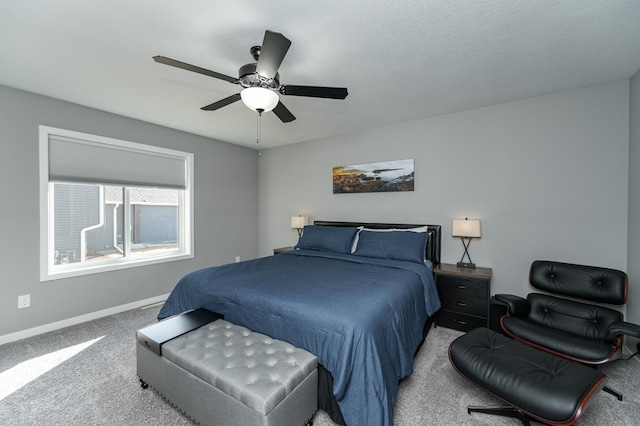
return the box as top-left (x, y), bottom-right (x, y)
top-left (280, 85), bottom-right (348, 99)
top-left (272, 101), bottom-right (296, 123)
top-left (201, 93), bottom-right (242, 111)
top-left (154, 56), bottom-right (237, 84)
top-left (256, 31), bottom-right (291, 79)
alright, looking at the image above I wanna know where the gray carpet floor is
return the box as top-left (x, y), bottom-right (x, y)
top-left (1, 305), bottom-right (639, 425)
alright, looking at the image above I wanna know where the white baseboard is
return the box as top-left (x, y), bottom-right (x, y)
top-left (0, 294), bottom-right (169, 345)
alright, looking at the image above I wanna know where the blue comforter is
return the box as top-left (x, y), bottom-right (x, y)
top-left (158, 250), bottom-right (440, 426)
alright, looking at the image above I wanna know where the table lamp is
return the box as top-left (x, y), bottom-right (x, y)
top-left (452, 218), bottom-right (481, 268)
top-left (291, 215), bottom-right (309, 240)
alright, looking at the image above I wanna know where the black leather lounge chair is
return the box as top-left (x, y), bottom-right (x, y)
top-left (495, 260), bottom-right (640, 401)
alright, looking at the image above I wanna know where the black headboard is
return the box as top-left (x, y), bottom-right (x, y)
top-left (314, 220), bottom-right (441, 266)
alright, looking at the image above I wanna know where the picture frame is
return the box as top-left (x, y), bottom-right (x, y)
top-left (333, 159), bottom-right (414, 193)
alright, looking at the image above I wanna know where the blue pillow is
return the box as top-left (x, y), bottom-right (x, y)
top-left (353, 230), bottom-right (427, 263)
top-left (295, 225), bottom-right (359, 254)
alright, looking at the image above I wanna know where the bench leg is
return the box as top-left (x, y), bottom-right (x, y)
top-left (468, 405), bottom-right (532, 426)
top-left (305, 412), bottom-right (315, 426)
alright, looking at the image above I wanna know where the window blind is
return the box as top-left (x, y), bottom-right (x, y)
top-left (48, 134), bottom-right (188, 189)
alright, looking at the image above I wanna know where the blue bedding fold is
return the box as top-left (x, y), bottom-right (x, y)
top-left (158, 250), bottom-right (440, 426)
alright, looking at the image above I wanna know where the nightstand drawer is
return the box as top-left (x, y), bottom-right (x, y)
top-left (436, 275), bottom-right (488, 298)
top-left (439, 294), bottom-right (486, 317)
top-left (436, 310), bottom-right (486, 332)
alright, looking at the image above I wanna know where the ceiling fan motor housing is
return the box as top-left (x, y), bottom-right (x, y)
top-left (238, 63), bottom-right (280, 89)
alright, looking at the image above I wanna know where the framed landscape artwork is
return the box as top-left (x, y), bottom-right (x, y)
top-left (333, 159), bottom-right (415, 194)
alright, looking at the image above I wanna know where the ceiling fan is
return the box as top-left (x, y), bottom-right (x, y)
top-left (153, 30), bottom-right (348, 123)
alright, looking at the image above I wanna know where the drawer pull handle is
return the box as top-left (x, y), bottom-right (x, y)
top-left (455, 284), bottom-right (467, 289)
top-left (454, 319), bottom-right (467, 325)
top-left (456, 302), bottom-right (468, 307)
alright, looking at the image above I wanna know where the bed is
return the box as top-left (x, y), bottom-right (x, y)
top-left (158, 221), bottom-right (441, 426)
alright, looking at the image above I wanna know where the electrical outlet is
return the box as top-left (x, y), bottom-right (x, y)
top-left (235, 256), bottom-right (241, 263)
top-left (18, 294), bottom-right (31, 309)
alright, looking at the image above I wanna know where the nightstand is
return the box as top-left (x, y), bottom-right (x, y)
top-left (434, 263), bottom-right (492, 332)
top-left (273, 246), bottom-right (295, 255)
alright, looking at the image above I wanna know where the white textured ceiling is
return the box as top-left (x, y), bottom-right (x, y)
top-left (2, 1), bottom-right (640, 149)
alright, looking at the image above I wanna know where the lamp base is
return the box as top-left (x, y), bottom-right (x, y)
top-left (457, 261), bottom-right (476, 269)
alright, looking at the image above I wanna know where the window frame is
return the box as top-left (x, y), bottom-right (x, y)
top-left (39, 126), bottom-right (194, 281)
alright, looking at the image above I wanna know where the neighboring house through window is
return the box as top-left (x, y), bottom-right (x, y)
top-left (39, 126), bottom-right (193, 281)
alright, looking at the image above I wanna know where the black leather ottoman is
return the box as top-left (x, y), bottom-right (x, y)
top-left (448, 328), bottom-right (607, 425)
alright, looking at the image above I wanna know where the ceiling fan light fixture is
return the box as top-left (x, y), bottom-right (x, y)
top-left (241, 87), bottom-right (279, 112)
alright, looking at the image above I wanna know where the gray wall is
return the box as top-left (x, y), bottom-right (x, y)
top-left (258, 81), bottom-right (631, 305)
top-left (0, 85), bottom-right (258, 337)
top-left (2, 78), bottom-right (635, 340)
top-left (628, 69), bottom-right (640, 325)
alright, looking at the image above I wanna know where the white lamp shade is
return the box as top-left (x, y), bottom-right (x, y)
top-left (241, 87), bottom-right (279, 112)
top-left (452, 219), bottom-right (481, 238)
top-left (291, 216), bottom-right (309, 229)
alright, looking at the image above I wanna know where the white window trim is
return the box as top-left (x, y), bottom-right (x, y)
top-left (39, 125), bottom-right (194, 281)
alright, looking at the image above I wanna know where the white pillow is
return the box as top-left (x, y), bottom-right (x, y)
top-left (350, 226), bottom-right (365, 253)
top-left (363, 226), bottom-right (428, 233)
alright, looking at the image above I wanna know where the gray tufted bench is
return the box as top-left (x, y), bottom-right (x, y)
top-left (137, 315), bottom-right (318, 426)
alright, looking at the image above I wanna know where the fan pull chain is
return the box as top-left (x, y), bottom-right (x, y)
top-left (256, 109), bottom-right (263, 157)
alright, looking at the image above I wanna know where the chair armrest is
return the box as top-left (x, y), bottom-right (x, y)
top-left (494, 294), bottom-right (531, 317)
top-left (606, 321), bottom-right (640, 341)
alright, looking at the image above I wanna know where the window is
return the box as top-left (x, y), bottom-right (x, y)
top-left (39, 126), bottom-right (193, 281)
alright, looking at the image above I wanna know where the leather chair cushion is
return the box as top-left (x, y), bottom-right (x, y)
top-left (530, 261), bottom-right (627, 304)
top-left (527, 293), bottom-right (622, 340)
top-left (501, 315), bottom-right (620, 363)
top-left (449, 327), bottom-right (606, 425)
